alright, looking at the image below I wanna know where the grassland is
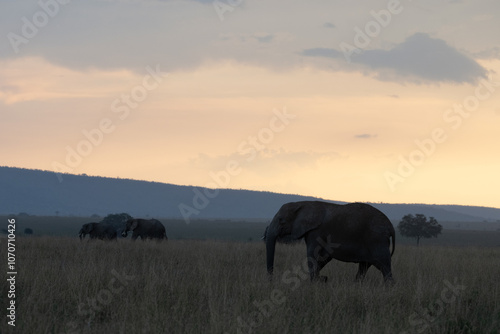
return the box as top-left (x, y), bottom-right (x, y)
top-left (1, 233), bottom-right (499, 334)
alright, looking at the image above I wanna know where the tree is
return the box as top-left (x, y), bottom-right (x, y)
top-left (397, 214), bottom-right (442, 246)
top-left (100, 213), bottom-right (132, 237)
top-left (24, 228), bottom-right (33, 235)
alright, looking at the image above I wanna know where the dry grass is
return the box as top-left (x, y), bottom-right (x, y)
top-left (1, 237), bottom-right (499, 334)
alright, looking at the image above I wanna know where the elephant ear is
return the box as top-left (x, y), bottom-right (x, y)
top-left (130, 220), bottom-right (139, 231)
top-left (290, 203), bottom-right (324, 239)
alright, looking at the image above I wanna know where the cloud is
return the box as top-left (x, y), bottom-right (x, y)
top-left (302, 33), bottom-right (488, 84)
top-left (187, 0), bottom-right (214, 3)
top-left (301, 48), bottom-right (342, 59)
top-left (0, 1), bottom-right (492, 84)
top-left (0, 85), bottom-right (20, 94)
top-left (354, 33), bottom-right (487, 84)
top-left (473, 47), bottom-right (500, 60)
top-left (220, 33), bottom-right (276, 44)
top-left (0, 85), bottom-right (21, 104)
top-left (355, 134), bottom-right (377, 139)
top-left (0, 1), bottom-right (217, 72)
top-left (254, 34), bottom-right (274, 44)
top-left (191, 148), bottom-right (341, 173)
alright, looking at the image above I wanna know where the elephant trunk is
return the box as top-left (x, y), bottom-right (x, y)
top-left (266, 227), bottom-right (278, 278)
top-left (390, 226), bottom-right (396, 256)
top-left (79, 232), bottom-right (84, 240)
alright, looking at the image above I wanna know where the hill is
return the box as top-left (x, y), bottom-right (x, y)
top-left (1, 167), bottom-right (500, 225)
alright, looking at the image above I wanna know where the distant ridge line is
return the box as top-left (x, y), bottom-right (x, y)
top-left (1, 166), bottom-right (500, 224)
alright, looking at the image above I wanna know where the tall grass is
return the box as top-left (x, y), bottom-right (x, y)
top-left (1, 237), bottom-right (499, 334)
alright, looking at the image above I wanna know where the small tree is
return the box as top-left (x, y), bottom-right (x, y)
top-left (397, 214), bottom-right (442, 246)
top-left (24, 228), bottom-right (33, 235)
top-left (100, 213), bottom-right (132, 237)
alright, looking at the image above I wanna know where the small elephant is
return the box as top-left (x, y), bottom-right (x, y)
top-left (79, 222), bottom-right (117, 241)
top-left (266, 201), bottom-right (395, 283)
top-left (121, 218), bottom-right (167, 241)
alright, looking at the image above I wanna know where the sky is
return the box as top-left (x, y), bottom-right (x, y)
top-left (1, 0), bottom-right (500, 208)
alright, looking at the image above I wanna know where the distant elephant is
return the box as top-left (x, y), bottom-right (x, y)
top-left (79, 223), bottom-right (117, 241)
top-left (121, 219), bottom-right (167, 241)
top-left (261, 225), bottom-right (301, 244)
top-left (266, 201), bottom-right (395, 283)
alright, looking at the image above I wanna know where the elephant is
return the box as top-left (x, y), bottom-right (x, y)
top-left (121, 218), bottom-right (167, 241)
top-left (266, 201), bottom-right (395, 283)
top-left (79, 223), bottom-right (117, 241)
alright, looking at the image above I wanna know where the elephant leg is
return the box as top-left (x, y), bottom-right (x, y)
top-left (355, 262), bottom-right (372, 282)
top-left (306, 241), bottom-right (331, 282)
top-left (381, 264), bottom-right (394, 284)
top-left (372, 258), bottom-right (394, 284)
top-left (315, 256), bottom-right (331, 282)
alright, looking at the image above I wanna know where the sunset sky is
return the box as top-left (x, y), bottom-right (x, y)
top-left (1, 0), bottom-right (500, 208)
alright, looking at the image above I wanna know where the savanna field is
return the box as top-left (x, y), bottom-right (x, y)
top-left (1, 218), bottom-right (500, 334)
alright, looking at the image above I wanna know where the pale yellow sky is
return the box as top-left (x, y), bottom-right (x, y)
top-left (1, 1), bottom-right (500, 208)
top-left (2, 57), bottom-right (499, 207)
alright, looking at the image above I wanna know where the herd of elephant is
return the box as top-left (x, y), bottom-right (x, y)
top-left (79, 201), bottom-right (396, 283)
top-left (79, 218), bottom-right (167, 241)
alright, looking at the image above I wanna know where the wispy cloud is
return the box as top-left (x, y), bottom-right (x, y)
top-left (355, 134), bottom-right (377, 139)
top-left (191, 148), bottom-right (341, 173)
top-left (473, 46), bottom-right (500, 60)
top-left (254, 34), bottom-right (274, 44)
top-left (301, 48), bottom-right (342, 58)
top-left (322, 22), bottom-right (336, 29)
